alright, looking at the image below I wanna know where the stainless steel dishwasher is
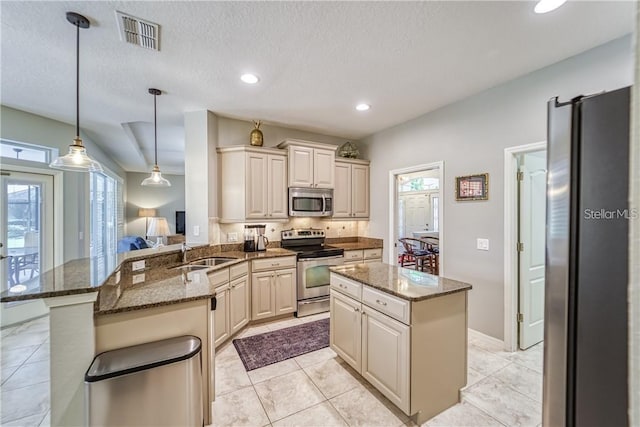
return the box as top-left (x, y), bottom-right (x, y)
top-left (85, 335), bottom-right (203, 426)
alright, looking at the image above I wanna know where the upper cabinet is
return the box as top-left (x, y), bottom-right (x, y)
top-left (217, 146), bottom-right (288, 222)
top-left (278, 139), bottom-right (337, 189)
top-left (334, 158), bottom-right (370, 219)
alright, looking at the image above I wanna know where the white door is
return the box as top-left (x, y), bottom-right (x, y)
top-left (518, 151), bottom-right (547, 349)
top-left (274, 268), bottom-right (296, 315)
top-left (313, 149), bottom-right (335, 188)
top-left (214, 286), bottom-right (230, 347)
top-left (329, 290), bottom-right (362, 372)
top-left (246, 153), bottom-right (268, 218)
top-left (268, 154), bottom-right (288, 218)
top-left (0, 171), bottom-right (54, 325)
top-left (333, 162), bottom-right (351, 218)
top-left (351, 164), bottom-right (369, 218)
top-left (289, 146), bottom-right (314, 187)
top-left (404, 194), bottom-right (429, 236)
top-left (229, 275), bottom-right (250, 335)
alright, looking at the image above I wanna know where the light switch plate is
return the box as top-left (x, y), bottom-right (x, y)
top-left (477, 238), bottom-right (490, 251)
top-left (132, 260), bottom-right (145, 271)
top-left (132, 273), bottom-right (145, 284)
top-left (193, 225), bottom-right (200, 236)
top-left (228, 232), bottom-right (238, 242)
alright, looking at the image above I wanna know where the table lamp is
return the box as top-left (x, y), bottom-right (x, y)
top-left (147, 217), bottom-right (170, 247)
top-left (138, 208), bottom-right (157, 239)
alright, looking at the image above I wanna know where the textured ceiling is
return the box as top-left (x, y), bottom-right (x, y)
top-left (0, 1), bottom-right (635, 173)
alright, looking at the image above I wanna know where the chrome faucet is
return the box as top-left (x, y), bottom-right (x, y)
top-left (181, 242), bottom-right (193, 263)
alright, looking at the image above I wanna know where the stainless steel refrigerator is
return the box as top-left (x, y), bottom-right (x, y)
top-left (543, 87), bottom-right (630, 427)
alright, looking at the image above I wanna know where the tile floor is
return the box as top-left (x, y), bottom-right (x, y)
top-left (0, 313), bottom-right (543, 427)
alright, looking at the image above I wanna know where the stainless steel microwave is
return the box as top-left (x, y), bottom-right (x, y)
top-left (289, 188), bottom-right (333, 217)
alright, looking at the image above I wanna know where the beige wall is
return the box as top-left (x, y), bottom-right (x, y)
top-left (361, 35), bottom-right (634, 339)
top-left (125, 172), bottom-right (185, 237)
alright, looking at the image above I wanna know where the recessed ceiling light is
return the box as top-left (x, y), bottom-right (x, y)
top-left (356, 103), bottom-right (370, 111)
top-left (534, 0), bottom-right (567, 14)
top-left (241, 73), bottom-right (259, 84)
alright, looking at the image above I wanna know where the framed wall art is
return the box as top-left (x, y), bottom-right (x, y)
top-left (455, 173), bottom-right (489, 201)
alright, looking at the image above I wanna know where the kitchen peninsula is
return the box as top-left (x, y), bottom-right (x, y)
top-left (329, 263), bottom-right (472, 425)
top-left (0, 244), bottom-right (296, 426)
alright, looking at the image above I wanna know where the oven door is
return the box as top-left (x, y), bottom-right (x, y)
top-left (297, 255), bottom-right (344, 300)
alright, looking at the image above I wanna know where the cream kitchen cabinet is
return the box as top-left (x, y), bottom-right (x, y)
top-left (218, 146), bottom-right (287, 222)
top-left (330, 288), bottom-right (362, 370)
top-left (277, 139), bottom-right (337, 189)
top-left (211, 262), bottom-right (250, 348)
top-left (334, 158), bottom-right (370, 218)
top-left (343, 248), bottom-right (382, 265)
top-left (251, 256), bottom-right (297, 320)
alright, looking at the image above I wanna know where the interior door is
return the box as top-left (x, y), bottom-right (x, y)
top-left (0, 170), bottom-right (54, 325)
top-left (518, 151), bottom-right (547, 349)
top-left (404, 194), bottom-right (429, 236)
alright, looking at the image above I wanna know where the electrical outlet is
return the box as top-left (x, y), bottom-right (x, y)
top-left (228, 232), bottom-right (238, 242)
top-left (193, 225), bottom-right (200, 236)
top-left (115, 270), bottom-right (121, 284)
top-left (132, 273), bottom-right (145, 284)
top-left (477, 238), bottom-right (490, 251)
top-left (132, 260), bottom-right (145, 271)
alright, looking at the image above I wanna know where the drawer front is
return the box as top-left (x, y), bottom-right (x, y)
top-left (208, 268), bottom-right (230, 287)
top-left (229, 261), bottom-right (249, 280)
top-left (252, 256), bottom-right (297, 272)
top-left (363, 248), bottom-right (382, 259)
top-left (362, 286), bottom-right (410, 324)
top-left (344, 250), bottom-right (364, 261)
top-left (330, 273), bottom-right (362, 301)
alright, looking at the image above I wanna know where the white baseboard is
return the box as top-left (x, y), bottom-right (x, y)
top-left (468, 328), bottom-right (506, 349)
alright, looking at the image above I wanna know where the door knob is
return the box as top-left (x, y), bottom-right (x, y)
top-left (0, 255), bottom-right (8, 260)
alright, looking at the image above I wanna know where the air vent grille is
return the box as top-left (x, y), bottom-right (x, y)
top-left (116, 11), bottom-right (159, 51)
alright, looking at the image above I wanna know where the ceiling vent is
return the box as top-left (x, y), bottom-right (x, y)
top-left (115, 11), bottom-right (159, 51)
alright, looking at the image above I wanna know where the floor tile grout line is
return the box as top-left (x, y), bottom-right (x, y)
top-left (460, 398), bottom-right (511, 427)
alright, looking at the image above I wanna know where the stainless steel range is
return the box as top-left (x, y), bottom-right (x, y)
top-left (280, 228), bottom-right (344, 317)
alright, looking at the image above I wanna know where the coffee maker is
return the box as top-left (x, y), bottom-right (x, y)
top-left (243, 225), bottom-right (269, 252)
top-left (255, 224), bottom-right (269, 252)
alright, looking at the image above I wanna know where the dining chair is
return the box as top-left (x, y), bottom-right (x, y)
top-left (398, 238), bottom-right (432, 269)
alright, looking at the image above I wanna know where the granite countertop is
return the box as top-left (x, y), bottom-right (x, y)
top-left (329, 262), bottom-right (472, 302)
top-left (0, 247), bottom-right (296, 305)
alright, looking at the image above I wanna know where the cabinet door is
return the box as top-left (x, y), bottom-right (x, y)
top-left (289, 146), bottom-right (314, 187)
top-left (361, 307), bottom-right (410, 413)
top-left (314, 149), bottom-right (335, 188)
top-left (246, 152), bottom-right (268, 218)
top-left (229, 275), bottom-right (250, 335)
top-left (333, 162), bottom-right (351, 218)
top-left (351, 164), bottom-right (370, 218)
top-left (214, 286), bottom-right (230, 347)
top-left (274, 268), bottom-right (296, 315)
top-left (330, 290), bottom-right (362, 372)
top-left (268, 154), bottom-right (288, 218)
top-left (251, 272), bottom-right (275, 320)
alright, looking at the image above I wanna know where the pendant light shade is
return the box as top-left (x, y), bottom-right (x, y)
top-left (141, 88), bottom-right (171, 187)
top-left (50, 12), bottom-right (103, 173)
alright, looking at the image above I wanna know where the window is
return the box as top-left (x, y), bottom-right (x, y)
top-left (398, 176), bottom-right (439, 192)
top-left (0, 139), bottom-right (55, 164)
top-left (90, 170), bottom-right (123, 285)
top-left (432, 195), bottom-right (439, 232)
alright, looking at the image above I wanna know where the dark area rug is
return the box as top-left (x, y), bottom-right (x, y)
top-left (232, 318), bottom-right (329, 371)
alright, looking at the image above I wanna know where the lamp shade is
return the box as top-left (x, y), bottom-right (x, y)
top-left (147, 217), bottom-right (170, 237)
top-left (138, 208), bottom-right (157, 218)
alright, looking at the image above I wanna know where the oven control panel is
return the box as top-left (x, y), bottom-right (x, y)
top-left (281, 228), bottom-right (325, 239)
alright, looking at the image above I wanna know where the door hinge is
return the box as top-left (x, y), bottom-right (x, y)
top-left (517, 313), bottom-right (524, 322)
top-left (517, 171), bottom-right (524, 181)
top-left (517, 242), bottom-right (524, 252)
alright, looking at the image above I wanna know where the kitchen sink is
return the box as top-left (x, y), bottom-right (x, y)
top-left (189, 257), bottom-right (237, 267)
top-left (172, 264), bottom-right (210, 272)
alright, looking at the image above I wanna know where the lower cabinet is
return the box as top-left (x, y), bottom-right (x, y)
top-left (212, 262), bottom-right (250, 348)
top-left (251, 267), bottom-right (296, 320)
top-left (329, 290), bottom-right (409, 413)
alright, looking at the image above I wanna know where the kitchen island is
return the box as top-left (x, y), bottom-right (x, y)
top-left (329, 262), bottom-right (472, 425)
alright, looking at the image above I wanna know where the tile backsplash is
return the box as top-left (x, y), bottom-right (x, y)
top-left (209, 219), bottom-right (369, 245)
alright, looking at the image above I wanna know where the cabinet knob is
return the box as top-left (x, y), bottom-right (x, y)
top-left (375, 299), bottom-right (388, 306)
top-left (354, 307), bottom-right (359, 312)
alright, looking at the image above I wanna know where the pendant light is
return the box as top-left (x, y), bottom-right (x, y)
top-left (141, 88), bottom-right (171, 187)
top-left (50, 12), bottom-right (103, 173)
